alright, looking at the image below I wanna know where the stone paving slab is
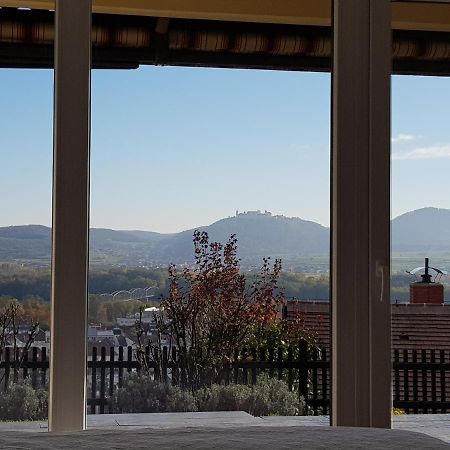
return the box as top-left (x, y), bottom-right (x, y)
top-left (97, 411), bottom-right (262, 428)
top-left (1, 426), bottom-right (448, 450)
top-left (0, 421), bottom-right (48, 432)
top-left (0, 412), bottom-right (449, 443)
top-left (259, 414), bottom-right (450, 443)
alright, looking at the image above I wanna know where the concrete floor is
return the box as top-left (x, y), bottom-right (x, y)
top-left (0, 412), bottom-right (449, 444)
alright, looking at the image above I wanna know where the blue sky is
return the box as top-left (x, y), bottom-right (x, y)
top-left (1, 67), bottom-right (450, 232)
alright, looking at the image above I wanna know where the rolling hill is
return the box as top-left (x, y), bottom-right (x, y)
top-left (391, 207), bottom-right (450, 252)
top-left (1, 207), bottom-right (450, 266)
top-left (0, 213), bottom-right (329, 265)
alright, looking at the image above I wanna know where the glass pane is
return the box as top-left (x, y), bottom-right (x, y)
top-left (0, 69), bottom-right (53, 426)
top-left (392, 73), bottom-right (450, 422)
top-left (88, 66), bottom-right (331, 421)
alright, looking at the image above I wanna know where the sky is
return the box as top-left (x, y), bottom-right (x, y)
top-left (1, 67), bottom-right (450, 233)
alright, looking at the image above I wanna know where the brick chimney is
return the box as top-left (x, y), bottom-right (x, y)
top-left (410, 258), bottom-right (444, 305)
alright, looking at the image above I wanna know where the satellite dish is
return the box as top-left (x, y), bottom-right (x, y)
top-left (406, 258), bottom-right (448, 283)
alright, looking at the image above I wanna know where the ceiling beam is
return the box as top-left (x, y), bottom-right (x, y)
top-left (2, 1), bottom-right (450, 33)
top-left (392, 3), bottom-right (450, 31)
top-left (0, 0), bottom-right (331, 26)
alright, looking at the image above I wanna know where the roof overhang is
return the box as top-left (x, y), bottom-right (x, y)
top-left (3, 1), bottom-right (450, 74)
top-left (2, 1), bottom-right (450, 31)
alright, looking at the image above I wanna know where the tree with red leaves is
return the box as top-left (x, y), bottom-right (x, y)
top-left (143, 231), bottom-right (285, 390)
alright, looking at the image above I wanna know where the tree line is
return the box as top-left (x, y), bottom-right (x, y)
top-left (0, 264), bottom-right (432, 303)
top-left (0, 263), bottom-right (443, 331)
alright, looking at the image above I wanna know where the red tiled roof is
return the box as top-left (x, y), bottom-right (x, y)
top-left (287, 301), bottom-right (450, 351)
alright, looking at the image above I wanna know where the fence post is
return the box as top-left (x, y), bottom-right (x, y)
top-left (127, 347), bottom-right (133, 375)
top-left (412, 350), bottom-right (418, 414)
top-left (180, 348), bottom-right (187, 389)
top-left (31, 347), bottom-right (38, 389)
top-left (287, 346), bottom-right (293, 391)
top-left (233, 348), bottom-right (239, 385)
top-left (421, 349), bottom-right (428, 414)
top-left (109, 347), bottom-right (115, 414)
top-left (13, 346), bottom-right (19, 383)
top-left (251, 348), bottom-right (257, 385)
top-left (403, 349), bottom-right (410, 414)
top-left (41, 347), bottom-right (47, 388)
top-left (145, 346), bottom-right (150, 377)
top-left (311, 347), bottom-right (318, 416)
top-left (277, 347), bottom-right (283, 381)
top-left (154, 348), bottom-right (161, 382)
top-left (162, 346), bottom-right (168, 384)
top-left (100, 347), bottom-right (106, 414)
top-left (260, 347), bottom-right (266, 381)
top-left (394, 349), bottom-right (400, 408)
top-left (172, 347), bottom-right (179, 386)
top-left (22, 349), bottom-right (29, 381)
top-left (242, 347), bottom-right (248, 385)
top-left (4, 347), bottom-right (10, 391)
top-left (268, 347), bottom-right (274, 379)
top-left (440, 350), bottom-right (446, 414)
top-left (321, 348), bottom-right (328, 415)
top-left (91, 347), bottom-right (97, 415)
top-left (299, 340), bottom-right (308, 405)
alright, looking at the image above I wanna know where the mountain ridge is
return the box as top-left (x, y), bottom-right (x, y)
top-left (1, 207), bottom-right (449, 265)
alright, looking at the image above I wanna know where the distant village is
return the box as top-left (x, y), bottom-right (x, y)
top-left (6, 261), bottom-right (450, 359)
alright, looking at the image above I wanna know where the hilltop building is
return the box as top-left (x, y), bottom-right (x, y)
top-left (235, 210), bottom-right (272, 217)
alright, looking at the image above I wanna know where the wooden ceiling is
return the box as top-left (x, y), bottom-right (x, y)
top-left (1, 1), bottom-right (450, 31)
top-left (2, 1), bottom-right (450, 74)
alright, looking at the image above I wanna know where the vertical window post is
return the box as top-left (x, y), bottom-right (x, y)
top-left (50, 0), bottom-right (92, 432)
top-left (332, 0), bottom-right (391, 427)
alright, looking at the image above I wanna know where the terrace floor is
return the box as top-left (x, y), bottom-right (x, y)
top-left (0, 412), bottom-right (449, 444)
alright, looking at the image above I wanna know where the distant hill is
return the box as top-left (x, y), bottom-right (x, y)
top-left (0, 213), bottom-right (329, 266)
top-left (2, 208), bottom-right (450, 266)
top-left (0, 225), bottom-right (51, 261)
top-left (392, 207), bottom-right (450, 252)
top-left (151, 213), bottom-right (329, 264)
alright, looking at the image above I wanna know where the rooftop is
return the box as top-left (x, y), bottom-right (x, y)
top-left (287, 301), bottom-right (450, 351)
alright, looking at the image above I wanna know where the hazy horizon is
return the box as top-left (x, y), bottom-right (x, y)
top-left (0, 206), bottom-right (446, 234)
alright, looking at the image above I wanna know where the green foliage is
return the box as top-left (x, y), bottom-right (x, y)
top-left (0, 381), bottom-right (48, 421)
top-left (88, 296), bottom-right (155, 327)
top-left (113, 373), bottom-right (197, 413)
top-left (197, 376), bottom-right (303, 416)
top-left (196, 383), bottom-right (251, 413)
top-left (246, 320), bottom-right (317, 351)
top-left (0, 266), bottom-right (170, 302)
top-left (87, 267), bottom-right (169, 297)
top-left (0, 266), bottom-right (50, 302)
top-left (113, 373), bottom-right (303, 417)
top-left (147, 232), bottom-right (284, 390)
top-left (276, 272), bottom-right (329, 300)
top-left (165, 387), bottom-right (198, 413)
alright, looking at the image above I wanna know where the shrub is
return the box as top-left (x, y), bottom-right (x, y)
top-left (246, 375), bottom-right (303, 416)
top-left (197, 375), bottom-right (304, 416)
top-left (166, 386), bottom-right (198, 412)
top-left (143, 231), bottom-right (285, 390)
top-left (114, 373), bottom-right (169, 413)
top-left (113, 373), bottom-right (304, 416)
top-left (196, 383), bottom-right (252, 412)
top-left (113, 373), bottom-right (197, 413)
top-left (0, 381), bottom-right (48, 421)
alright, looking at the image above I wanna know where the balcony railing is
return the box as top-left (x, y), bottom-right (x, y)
top-left (1, 344), bottom-right (449, 415)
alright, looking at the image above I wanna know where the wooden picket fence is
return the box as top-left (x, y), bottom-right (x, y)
top-left (2, 344), bottom-right (450, 415)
